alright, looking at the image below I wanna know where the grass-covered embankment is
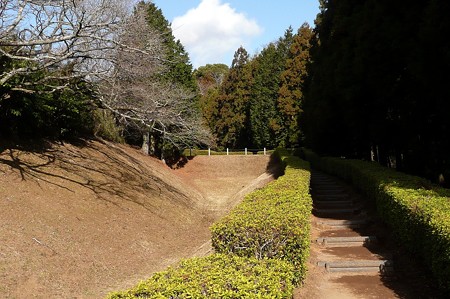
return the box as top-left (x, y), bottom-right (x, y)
top-left (303, 149), bottom-right (450, 291)
top-left (108, 149), bottom-right (312, 298)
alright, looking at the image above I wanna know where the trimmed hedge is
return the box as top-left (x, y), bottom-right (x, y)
top-left (106, 150), bottom-right (312, 298)
top-left (303, 149), bottom-right (450, 291)
top-left (108, 254), bottom-right (295, 299)
top-left (211, 149), bottom-right (312, 283)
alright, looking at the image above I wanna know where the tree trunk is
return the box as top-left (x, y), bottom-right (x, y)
top-left (142, 131), bottom-right (150, 155)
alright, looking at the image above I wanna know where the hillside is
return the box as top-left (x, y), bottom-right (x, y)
top-left (0, 139), bottom-right (273, 298)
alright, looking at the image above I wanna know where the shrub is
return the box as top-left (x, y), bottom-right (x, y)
top-left (211, 150), bottom-right (312, 283)
top-left (302, 148), bottom-right (450, 291)
top-left (106, 150), bottom-right (312, 298)
top-left (107, 254), bottom-right (295, 299)
top-left (93, 109), bottom-right (124, 143)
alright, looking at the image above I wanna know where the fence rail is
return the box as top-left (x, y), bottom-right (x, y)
top-left (184, 148), bottom-right (273, 156)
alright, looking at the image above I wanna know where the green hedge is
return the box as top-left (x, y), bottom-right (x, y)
top-left (303, 149), bottom-right (450, 291)
top-left (106, 150), bottom-right (311, 298)
top-left (108, 254), bottom-right (295, 299)
top-left (211, 149), bottom-right (312, 283)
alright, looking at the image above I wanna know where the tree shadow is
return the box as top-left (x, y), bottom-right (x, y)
top-left (0, 138), bottom-right (194, 214)
top-left (266, 153), bottom-right (284, 179)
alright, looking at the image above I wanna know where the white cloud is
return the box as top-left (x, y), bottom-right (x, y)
top-left (171, 0), bottom-right (262, 68)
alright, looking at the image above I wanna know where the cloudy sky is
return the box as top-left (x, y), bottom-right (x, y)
top-left (152, 0), bottom-right (320, 68)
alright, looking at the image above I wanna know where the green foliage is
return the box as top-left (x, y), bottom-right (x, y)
top-left (0, 80), bottom-right (94, 139)
top-left (206, 26), bottom-right (312, 149)
top-left (107, 254), bottom-right (295, 299)
top-left (214, 46), bottom-right (253, 148)
top-left (93, 109), bottom-right (124, 143)
top-left (137, 1), bottom-right (197, 93)
top-left (277, 24), bottom-right (313, 147)
top-left (303, 149), bottom-right (450, 291)
top-left (211, 151), bottom-right (312, 283)
top-left (304, 0), bottom-right (450, 185)
top-left (107, 150), bottom-right (311, 297)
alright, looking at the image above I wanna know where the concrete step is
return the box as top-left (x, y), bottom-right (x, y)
top-left (312, 186), bottom-right (347, 195)
top-left (317, 260), bottom-right (393, 273)
top-left (313, 193), bottom-right (349, 200)
top-left (314, 200), bottom-right (354, 207)
top-left (314, 206), bottom-right (362, 216)
top-left (316, 236), bottom-right (377, 246)
top-left (316, 219), bottom-right (369, 229)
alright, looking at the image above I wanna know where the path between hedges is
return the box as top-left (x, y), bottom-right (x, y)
top-left (294, 170), bottom-right (439, 299)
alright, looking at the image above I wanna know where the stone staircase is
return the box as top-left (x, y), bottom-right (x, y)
top-left (295, 170), bottom-right (441, 298)
top-left (311, 170), bottom-right (394, 276)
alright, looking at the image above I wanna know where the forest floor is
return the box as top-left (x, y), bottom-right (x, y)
top-left (0, 139), bottom-right (274, 298)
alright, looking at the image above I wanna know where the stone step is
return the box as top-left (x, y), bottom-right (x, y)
top-left (314, 206), bottom-right (362, 216)
top-left (312, 185), bottom-right (347, 193)
top-left (313, 193), bottom-right (349, 200)
top-left (311, 182), bottom-right (343, 187)
top-left (317, 260), bottom-right (393, 273)
top-left (314, 200), bottom-right (354, 207)
top-left (317, 219), bottom-right (369, 229)
top-left (316, 236), bottom-right (377, 246)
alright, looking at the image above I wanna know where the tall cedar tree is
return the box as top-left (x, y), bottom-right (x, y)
top-left (137, 1), bottom-right (197, 92)
top-left (304, 0), bottom-right (450, 185)
top-left (194, 64), bottom-right (229, 135)
top-left (248, 28), bottom-right (294, 148)
top-left (214, 47), bottom-right (252, 148)
top-left (278, 24), bottom-right (313, 147)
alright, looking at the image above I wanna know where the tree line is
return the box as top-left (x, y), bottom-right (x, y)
top-left (196, 24), bottom-right (313, 149)
top-left (303, 0), bottom-right (450, 185)
top-left (1, 0), bottom-right (448, 184)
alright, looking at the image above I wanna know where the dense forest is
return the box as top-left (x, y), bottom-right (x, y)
top-left (304, 0), bottom-right (450, 185)
top-left (1, 0), bottom-right (449, 185)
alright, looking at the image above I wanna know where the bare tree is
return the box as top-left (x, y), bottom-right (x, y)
top-left (0, 0), bottom-right (212, 152)
top-left (0, 0), bottom-right (140, 92)
top-left (98, 8), bottom-right (212, 154)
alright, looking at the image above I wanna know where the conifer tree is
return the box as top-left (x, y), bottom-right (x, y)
top-left (137, 1), bottom-right (197, 92)
top-left (277, 23), bottom-right (313, 147)
top-left (249, 28), bottom-right (294, 148)
top-left (214, 46), bottom-right (252, 148)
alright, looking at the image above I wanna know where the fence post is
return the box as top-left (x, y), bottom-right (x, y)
top-left (264, 147), bottom-right (266, 155)
top-left (208, 148), bottom-right (211, 156)
top-left (245, 148), bottom-right (247, 155)
top-left (227, 148), bottom-right (229, 155)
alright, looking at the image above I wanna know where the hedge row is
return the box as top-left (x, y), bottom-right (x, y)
top-left (211, 150), bottom-right (312, 283)
top-left (107, 150), bottom-right (311, 298)
top-left (302, 149), bottom-right (450, 291)
top-left (108, 254), bottom-right (295, 299)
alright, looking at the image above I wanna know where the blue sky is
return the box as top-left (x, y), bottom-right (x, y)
top-left (151, 0), bottom-right (320, 68)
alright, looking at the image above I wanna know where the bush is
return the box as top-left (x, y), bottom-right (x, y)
top-left (211, 149), bottom-right (312, 283)
top-left (107, 254), bottom-right (295, 299)
top-left (106, 150), bottom-right (312, 298)
top-left (93, 109), bottom-right (124, 143)
top-left (302, 148), bottom-right (450, 291)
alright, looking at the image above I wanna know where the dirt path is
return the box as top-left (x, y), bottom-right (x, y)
top-left (295, 170), bottom-right (439, 299)
top-left (0, 141), bottom-right (274, 298)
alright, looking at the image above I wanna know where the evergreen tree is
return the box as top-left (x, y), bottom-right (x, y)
top-left (277, 23), bottom-right (313, 147)
top-left (214, 46), bottom-right (252, 148)
top-left (248, 28), bottom-right (295, 148)
top-left (194, 64), bottom-right (229, 135)
top-left (304, 0), bottom-right (450, 185)
top-left (137, 1), bottom-right (197, 92)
